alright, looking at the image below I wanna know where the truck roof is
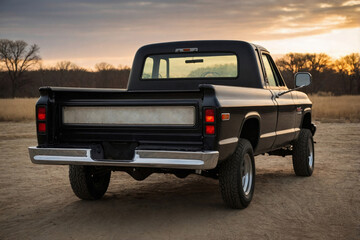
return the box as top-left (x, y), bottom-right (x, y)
top-left (127, 40), bottom-right (267, 91)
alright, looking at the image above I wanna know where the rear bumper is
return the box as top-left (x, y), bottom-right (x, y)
top-left (28, 147), bottom-right (219, 170)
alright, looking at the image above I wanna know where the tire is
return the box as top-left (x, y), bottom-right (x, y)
top-left (69, 165), bottom-right (111, 200)
top-left (292, 129), bottom-right (314, 176)
top-left (219, 139), bottom-right (255, 209)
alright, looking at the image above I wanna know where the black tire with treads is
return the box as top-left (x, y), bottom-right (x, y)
top-left (69, 165), bottom-right (111, 200)
top-left (292, 129), bottom-right (314, 176)
top-left (219, 139), bottom-right (255, 209)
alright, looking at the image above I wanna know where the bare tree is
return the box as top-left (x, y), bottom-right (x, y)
top-left (342, 53), bottom-right (360, 94)
top-left (306, 53), bottom-right (331, 73)
top-left (334, 58), bottom-right (350, 94)
top-left (95, 62), bottom-right (115, 72)
top-left (343, 53), bottom-right (360, 75)
top-left (118, 64), bottom-right (131, 71)
top-left (276, 53), bottom-right (308, 74)
top-left (305, 53), bottom-right (332, 92)
top-left (55, 61), bottom-right (79, 71)
top-left (0, 39), bottom-right (41, 98)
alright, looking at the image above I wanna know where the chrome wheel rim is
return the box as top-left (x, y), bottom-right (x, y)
top-left (241, 153), bottom-right (253, 196)
top-left (308, 138), bottom-right (314, 170)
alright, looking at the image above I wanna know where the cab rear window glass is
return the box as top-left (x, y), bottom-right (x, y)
top-left (142, 53), bottom-right (238, 79)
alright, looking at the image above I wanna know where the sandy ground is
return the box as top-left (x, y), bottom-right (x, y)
top-left (0, 122), bottom-right (359, 240)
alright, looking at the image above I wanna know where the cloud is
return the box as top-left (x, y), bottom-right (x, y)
top-left (1, 0), bottom-right (359, 40)
top-left (0, 0), bottom-right (358, 67)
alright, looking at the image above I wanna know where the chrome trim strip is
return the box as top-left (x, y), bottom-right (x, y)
top-left (29, 147), bottom-right (219, 170)
top-left (245, 111), bottom-right (260, 119)
top-left (276, 128), bottom-right (300, 135)
top-left (260, 128), bottom-right (300, 138)
top-left (219, 137), bottom-right (238, 145)
top-left (260, 132), bottom-right (276, 138)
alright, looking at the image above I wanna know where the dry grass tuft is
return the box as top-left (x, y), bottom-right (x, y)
top-left (309, 95), bottom-right (360, 123)
top-left (0, 95), bottom-right (359, 122)
top-left (0, 98), bottom-right (38, 122)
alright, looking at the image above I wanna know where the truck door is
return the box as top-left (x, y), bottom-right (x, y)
top-left (261, 53), bottom-right (297, 149)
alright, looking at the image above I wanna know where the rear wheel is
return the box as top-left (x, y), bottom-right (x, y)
top-left (219, 139), bottom-right (255, 209)
top-left (69, 165), bottom-right (111, 200)
top-left (292, 129), bottom-right (314, 176)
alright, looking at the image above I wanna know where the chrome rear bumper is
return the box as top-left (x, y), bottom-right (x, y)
top-left (28, 147), bottom-right (219, 170)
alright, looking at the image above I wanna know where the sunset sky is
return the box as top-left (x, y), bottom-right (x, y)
top-left (1, 0), bottom-right (359, 69)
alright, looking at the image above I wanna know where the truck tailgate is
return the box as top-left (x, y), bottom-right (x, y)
top-left (36, 87), bottom-right (216, 155)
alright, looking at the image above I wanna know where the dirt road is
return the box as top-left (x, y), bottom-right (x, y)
top-left (0, 122), bottom-right (359, 239)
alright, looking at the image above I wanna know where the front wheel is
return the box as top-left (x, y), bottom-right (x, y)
top-left (292, 129), bottom-right (314, 176)
top-left (69, 165), bottom-right (111, 200)
top-left (219, 139), bottom-right (255, 209)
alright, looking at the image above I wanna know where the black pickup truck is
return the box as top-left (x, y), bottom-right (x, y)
top-left (29, 40), bottom-right (316, 209)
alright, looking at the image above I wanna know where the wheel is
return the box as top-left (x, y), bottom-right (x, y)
top-left (219, 139), bottom-right (255, 209)
top-left (69, 165), bottom-right (111, 200)
top-left (292, 129), bottom-right (314, 176)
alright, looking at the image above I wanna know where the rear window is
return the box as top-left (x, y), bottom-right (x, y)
top-left (141, 53), bottom-right (238, 79)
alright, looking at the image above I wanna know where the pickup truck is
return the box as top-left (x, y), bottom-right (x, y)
top-left (29, 40), bottom-right (316, 209)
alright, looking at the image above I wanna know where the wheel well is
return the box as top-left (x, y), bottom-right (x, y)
top-left (240, 118), bottom-right (260, 150)
top-left (302, 113), bottom-right (311, 130)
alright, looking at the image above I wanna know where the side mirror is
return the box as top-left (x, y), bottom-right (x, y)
top-left (295, 72), bottom-right (312, 88)
top-left (276, 72), bottom-right (312, 98)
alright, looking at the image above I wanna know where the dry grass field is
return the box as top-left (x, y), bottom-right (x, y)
top-left (309, 95), bottom-right (360, 123)
top-left (0, 95), bottom-right (359, 122)
top-left (0, 98), bottom-right (37, 122)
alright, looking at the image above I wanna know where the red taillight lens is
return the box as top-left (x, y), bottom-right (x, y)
top-left (205, 109), bottom-right (215, 123)
top-left (38, 123), bottom-right (46, 132)
top-left (205, 125), bottom-right (215, 135)
top-left (38, 107), bottom-right (46, 120)
top-left (204, 108), bottom-right (215, 135)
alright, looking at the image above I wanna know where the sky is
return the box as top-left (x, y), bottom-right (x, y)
top-left (0, 0), bottom-right (359, 69)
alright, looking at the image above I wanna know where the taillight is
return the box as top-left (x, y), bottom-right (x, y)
top-left (38, 123), bottom-right (46, 132)
top-left (205, 125), bottom-right (215, 135)
top-left (37, 106), bottom-right (47, 134)
top-left (38, 107), bottom-right (46, 120)
top-left (204, 108), bottom-right (215, 135)
top-left (205, 109), bottom-right (215, 123)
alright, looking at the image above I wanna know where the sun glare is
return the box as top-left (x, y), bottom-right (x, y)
top-left (320, 3), bottom-right (333, 8)
top-left (273, 15), bottom-right (348, 34)
top-left (256, 27), bottom-right (360, 59)
top-left (342, 0), bottom-right (360, 6)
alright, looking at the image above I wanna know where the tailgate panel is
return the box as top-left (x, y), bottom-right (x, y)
top-left (63, 106), bottom-right (195, 126)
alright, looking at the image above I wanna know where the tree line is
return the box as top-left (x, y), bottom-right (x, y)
top-left (276, 52), bottom-right (360, 95)
top-left (0, 39), bottom-right (359, 98)
top-left (0, 39), bottom-right (130, 98)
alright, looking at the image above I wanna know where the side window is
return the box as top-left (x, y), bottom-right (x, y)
top-left (262, 54), bottom-right (278, 87)
top-left (159, 59), bottom-right (167, 78)
top-left (142, 57), bottom-right (153, 79)
top-left (142, 57), bottom-right (168, 79)
top-left (267, 54), bottom-right (286, 87)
